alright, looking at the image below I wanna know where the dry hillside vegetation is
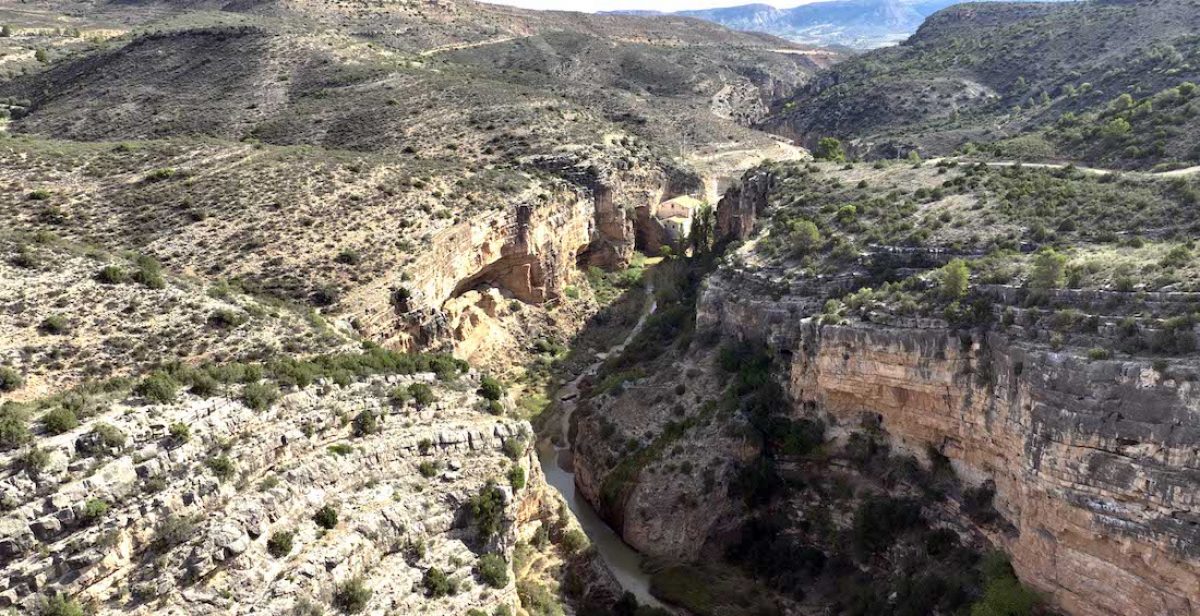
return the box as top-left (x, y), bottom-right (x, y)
top-left (767, 0), bottom-right (1200, 169)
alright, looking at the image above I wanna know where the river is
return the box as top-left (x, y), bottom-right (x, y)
top-left (535, 282), bottom-right (663, 607)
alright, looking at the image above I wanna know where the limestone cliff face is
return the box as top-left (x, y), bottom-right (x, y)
top-left (0, 373), bottom-right (548, 614)
top-left (347, 156), bottom-right (676, 365)
top-left (714, 168), bottom-right (774, 246)
top-left (697, 269), bottom-right (1200, 616)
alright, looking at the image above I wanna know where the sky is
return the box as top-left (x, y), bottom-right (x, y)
top-left (477, 0), bottom-right (827, 14)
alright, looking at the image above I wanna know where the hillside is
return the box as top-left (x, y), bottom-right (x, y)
top-left (0, 1), bottom-right (835, 615)
top-left (764, 0), bottom-right (1200, 169)
top-left (0, 0), bottom-right (838, 384)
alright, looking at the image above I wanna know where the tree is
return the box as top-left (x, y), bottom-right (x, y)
top-left (1030, 248), bottom-right (1067, 290)
top-left (939, 259), bottom-right (970, 301)
top-left (688, 202), bottom-right (715, 256)
top-left (814, 137), bottom-right (845, 162)
top-left (470, 481), bottom-right (506, 540)
top-left (1101, 117), bottom-right (1131, 142)
top-left (788, 219), bottom-right (822, 256)
top-left (1110, 93), bottom-right (1135, 113)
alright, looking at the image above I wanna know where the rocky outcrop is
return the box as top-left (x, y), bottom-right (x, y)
top-left (569, 348), bottom-right (760, 562)
top-left (714, 167), bottom-right (774, 245)
top-left (697, 267), bottom-right (1200, 616)
top-left (0, 373), bottom-right (549, 614)
top-left (348, 153), bottom-right (687, 366)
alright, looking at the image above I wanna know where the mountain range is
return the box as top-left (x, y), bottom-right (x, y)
top-left (610, 0), bottom-right (1059, 48)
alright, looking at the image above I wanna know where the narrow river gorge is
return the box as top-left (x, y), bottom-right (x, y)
top-left (536, 282), bottom-right (663, 607)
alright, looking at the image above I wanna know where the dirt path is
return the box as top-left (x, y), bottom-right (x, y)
top-left (930, 158), bottom-right (1200, 178)
top-left (417, 35), bottom-right (522, 57)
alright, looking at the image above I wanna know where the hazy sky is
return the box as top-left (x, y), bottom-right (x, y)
top-left (478, 0), bottom-right (824, 13)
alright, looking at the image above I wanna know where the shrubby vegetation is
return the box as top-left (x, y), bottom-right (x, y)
top-left (469, 481), bottom-right (506, 541)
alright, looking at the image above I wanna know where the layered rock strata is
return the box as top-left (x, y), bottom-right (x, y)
top-left (695, 252), bottom-right (1200, 616)
top-left (0, 373), bottom-right (549, 615)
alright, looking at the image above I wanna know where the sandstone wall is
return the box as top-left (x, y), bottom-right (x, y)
top-left (698, 270), bottom-right (1200, 616)
top-left (347, 158), bottom-right (674, 365)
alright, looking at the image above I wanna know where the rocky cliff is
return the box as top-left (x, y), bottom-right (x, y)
top-left (345, 152), bottom-right (690, 370)
top-left (691, 166), bottom-right (1200, 616)
top-left (0, 369), bottom-right (554, 614)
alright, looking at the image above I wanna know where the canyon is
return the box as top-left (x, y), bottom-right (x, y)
top-left (2, 1), bottom-right (1200, 615)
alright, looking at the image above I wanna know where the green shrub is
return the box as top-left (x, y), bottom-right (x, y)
top-left (292, 597), bottom-right (324, 616)
top-left (470, 481), bottom-right (506, 540)
top-left (852, 496), bottom-right (923, 556)
top-left (328, 443), bottom-right (354, 456)
top-left (418, 460), bottom-right (440, 478)
top-left (1029, 248), bottom-right (1067, 290)
top-left (42, 407), bottom-right (79, 435)
top-left (241, 382), bottom-right (279, 411)
top-left (939, 259), bottom-right (970, 301)
top-left (561, 529), bottom-right (588, 555)
top-left (37, 592), bottom-right (84, 616)
top-left (81, 422), bottom-right (126, 456)
top-left (507, 465), bottom-right (526, 490)
top-left (477, 553), bottom-right (509, 588)
top-left (333, 576), bottom-right (372, 613)
top-left (502, 437), bottom-right (526, 461)
top-left (388, 386), bottom-right (412, 406)
top-left (314, 504), bottom-right (338, 529)
top-left (81, 498), bottom-right (109, 524)
top-left (39, 315), bottom-right (69, 335)
top-left (95, 265), bottom-right (128, 284)
top-left (970, 553), bottom-right (1040, 616)
top-left (145, 168), bottom-right (177, 182)
top-left (335, 249), bottom-right (362, 265)
top-left (787, 219), bottom-right (822, 255)
top-left (168, 422), bottom-right (190, 445)
top-left (136, 372), bottom-right (179, 403)
top-left (207, 455), bottom-right (236, 481)
top-left (422, 567), bottom-right (453, 597)
top-left (0, 367), bottom-right (23, 393)
top-left (1087, 347), bottom-right (1112, 361)
top-left (352, 410), bottom-right (379, 437)
top-left (27, 188), bottom-right (51, 201)
top-left (209, 309), bottom-right (247, 328)
top-left (814, 137), bottom-right (846, 162)
top-left (409, 383), bottom-right (436, 407)
top-left (132, 255), bottom-right (166, 289)
top-left (152, 514), bottom-right (197, 551)
top-left (478, 375), bottom-right (504, 401)
top-left (17, 446), bottom-right (50, 477)
top-left (267, 530), bottom-right (294, 558)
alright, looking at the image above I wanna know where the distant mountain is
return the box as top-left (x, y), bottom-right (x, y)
top-left (608, 0), bottom-right (1050, 49)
